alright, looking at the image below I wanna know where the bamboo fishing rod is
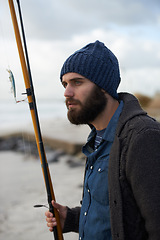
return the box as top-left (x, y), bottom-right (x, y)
top-left (8, 1), bottom-right (63, 239)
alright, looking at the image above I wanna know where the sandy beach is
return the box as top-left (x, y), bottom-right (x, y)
top-left (0, 150), bottom-right (86, 240)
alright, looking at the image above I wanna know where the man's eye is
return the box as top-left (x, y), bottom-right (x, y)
top-left (62, 82), bottom-right (67, 88)
top-left (75, 80), bottom-right (81, 85)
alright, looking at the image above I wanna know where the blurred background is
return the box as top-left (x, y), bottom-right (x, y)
top-left (0, 0), bottom-right (160, 239)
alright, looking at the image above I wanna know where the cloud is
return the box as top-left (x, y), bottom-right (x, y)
top-left (12, 0), bottom-right (160, 40)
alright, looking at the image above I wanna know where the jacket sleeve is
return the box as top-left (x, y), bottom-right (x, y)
top-left (63, 206), bottom-right (81, 233)
top-left (127, 128), bottom-right (160, 239)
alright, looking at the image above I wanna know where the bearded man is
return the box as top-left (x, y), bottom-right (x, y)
top-left (45, 40), bottom-right (160, 240)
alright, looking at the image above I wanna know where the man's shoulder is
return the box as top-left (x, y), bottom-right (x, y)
top-left (118, 92), bottom-right (160, 135)
top-left (129, 113), bottom-right (160, 132)
top-left (119, 113), bottom-right (160, 146)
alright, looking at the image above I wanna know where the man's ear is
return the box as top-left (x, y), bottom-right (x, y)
top-left (101, 89), bottom-right (110, 99)
top-left (101, 89), bottom-right (108, 97)
top-left (101, 89), bottom-right (106, 93)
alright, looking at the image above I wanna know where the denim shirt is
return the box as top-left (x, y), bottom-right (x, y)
top-left (79, 101), bottom-right (124, 240)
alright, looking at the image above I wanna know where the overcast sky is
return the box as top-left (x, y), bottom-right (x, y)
top-left (0, 0), bottom-right (160, 101)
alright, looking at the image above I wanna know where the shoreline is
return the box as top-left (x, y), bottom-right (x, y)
top-left (0, 106), bottom-right (159, 156)
top-left (0, 118), bottom-right (90, 155)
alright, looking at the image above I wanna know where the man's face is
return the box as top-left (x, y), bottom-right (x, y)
top-left (62, 73), bottom-right (107, 125)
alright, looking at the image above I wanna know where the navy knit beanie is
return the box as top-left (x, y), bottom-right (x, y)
top-left (60, 40), bottom-right (121, 99)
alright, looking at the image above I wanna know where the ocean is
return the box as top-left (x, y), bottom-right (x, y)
top-left (0, 98), bottom-right (67, 132)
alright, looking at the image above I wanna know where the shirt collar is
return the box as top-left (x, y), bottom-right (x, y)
top-left (87, 100), bottom-right (124, 143)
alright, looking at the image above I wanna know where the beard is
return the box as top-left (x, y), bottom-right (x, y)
top-left (65, 85), bottom-right (107, 125)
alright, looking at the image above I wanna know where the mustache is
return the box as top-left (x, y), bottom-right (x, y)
top-left (65, 98), bottom-right (81, 107)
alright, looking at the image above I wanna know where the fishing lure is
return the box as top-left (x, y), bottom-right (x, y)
top-left (7, 69), bottom-right (26, 103)
top-left (7, 69), bottom-right (17, 102)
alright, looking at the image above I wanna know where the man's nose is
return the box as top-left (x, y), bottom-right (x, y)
top-left (64, 85), bottom-right (74, 98)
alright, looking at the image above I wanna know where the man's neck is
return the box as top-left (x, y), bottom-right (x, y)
top-left (90, 95), bottom-right (119, 131)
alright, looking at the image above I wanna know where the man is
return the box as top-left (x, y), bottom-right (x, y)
top-left (45, 40), bottom-right (160, 239)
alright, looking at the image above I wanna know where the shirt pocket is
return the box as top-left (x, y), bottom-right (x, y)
top-left (88, 160), bottom-right (109, 205)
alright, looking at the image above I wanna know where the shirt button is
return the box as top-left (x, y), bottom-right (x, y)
top-left (84, 212), bottom-right (87, 216)
top-left (98, 168), bottom-right (101, 172)
top-left (79, 237), bottom-right (82, 240)
top-left (90, 166), bottom-right (93, 170)
top-left (88, 189), bottom-right (90, 193)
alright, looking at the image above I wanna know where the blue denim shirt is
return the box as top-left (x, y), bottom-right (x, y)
top-left (79, 101), bottom-right (124, 240)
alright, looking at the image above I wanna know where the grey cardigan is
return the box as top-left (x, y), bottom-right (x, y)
top-left (64, 93), bottom-right (160, 240)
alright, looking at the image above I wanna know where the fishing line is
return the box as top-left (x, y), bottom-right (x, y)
top-left (0, 13), bottom-right (13, 96)
top-left (0, 3), bottom-right (27, 103)
top-left (0, 15), bottom-right (10, 68)
top-left (1, 3), bottom-right (32, 165)
top-left (8, 1), bottom-right (63, 238)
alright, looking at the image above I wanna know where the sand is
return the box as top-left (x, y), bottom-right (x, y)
top-left (0, 150), bottom-right (85, 240)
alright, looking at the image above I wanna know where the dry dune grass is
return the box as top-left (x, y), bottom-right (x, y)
top-left (134, 93), bottom-right (160, 122)
top-left (148, 94), bottom-right (160, 109)
top-left (134, 93), bottom-right (152, 108)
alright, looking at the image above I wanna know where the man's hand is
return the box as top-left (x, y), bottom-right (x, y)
top-left (45, 200), bottom-right (67, 232)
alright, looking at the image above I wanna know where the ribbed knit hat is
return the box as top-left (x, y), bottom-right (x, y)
top-left (60, 40), bottom-right (121, 99)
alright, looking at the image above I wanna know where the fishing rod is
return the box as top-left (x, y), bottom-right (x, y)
top-left (8, 1), bottom-right (63, 239)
